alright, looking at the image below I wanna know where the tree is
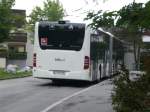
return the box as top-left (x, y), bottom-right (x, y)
top-left (28, 0), bottom-right (64, 28)
top-left (116, 2), bottom-right (144, 70)
top-left (0, 0), bottom-right (15, 43)
top-left (140, 1), bottom-right (150, 29)
top-left (27, 0), bottom-right (64, 43)
top-left (85, 10), bottom-right (117, 30)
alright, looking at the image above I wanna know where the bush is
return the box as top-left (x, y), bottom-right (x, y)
top-left (112, 65), bottom-right (150, 112)
top-left (142, 56), bottom-right (150, 73)
top-left (0, 69), bottom-right (32, 80)
top-left (0, 47), bottom-right (8, 57)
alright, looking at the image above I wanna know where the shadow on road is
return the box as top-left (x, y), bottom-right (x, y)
top-left (33, 75), bottom-right (114, 89)
top-left (34, 76), bottom-right (114, 88)
top-left (35, 80), bottom-right (94, 88)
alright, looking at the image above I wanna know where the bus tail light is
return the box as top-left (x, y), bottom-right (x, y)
top-left (84, 56), bottom-right (90, 69)
top-left (33, 53), bottom-right (36, 67)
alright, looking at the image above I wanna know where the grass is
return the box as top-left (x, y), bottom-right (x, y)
top-left (0, 69), bottom-right (32, 80)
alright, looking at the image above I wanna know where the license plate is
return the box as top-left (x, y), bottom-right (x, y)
top-left (53, 71), bottom-right (65, 75)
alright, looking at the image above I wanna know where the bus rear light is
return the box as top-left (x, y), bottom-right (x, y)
top-left (33, 53), bottom-right (37, 67)
top-left (84, 56), bottom-right (90, 69)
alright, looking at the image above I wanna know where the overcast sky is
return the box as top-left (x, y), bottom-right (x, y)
top-left (13, 0), bottom-right (149, 22)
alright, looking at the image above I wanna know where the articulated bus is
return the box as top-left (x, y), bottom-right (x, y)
top-left (33, 21), bottom-right (124, 82)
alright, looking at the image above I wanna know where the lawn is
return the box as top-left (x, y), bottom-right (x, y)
top-left (0, 69), bottom-right (32, 80)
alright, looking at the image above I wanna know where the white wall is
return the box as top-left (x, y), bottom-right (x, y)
top-left (0, 58), bottom-right (6, 68)
top-left (124, 52), bottom-right (135, 70)
top-left (26, 33), bottom-right (34, 67)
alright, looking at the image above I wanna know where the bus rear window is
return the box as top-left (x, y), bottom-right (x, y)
top-left (38, 23), bottom-right (85, 51)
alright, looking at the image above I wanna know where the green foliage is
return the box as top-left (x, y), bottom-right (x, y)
top-left (0, 46), bottom-right (7, 52)
top-left (117, 3), bottom-right (144, 30)
top-left (0, 46), bottom-right (7, 57)
top-left (112, 65), bottom-right (150, 112)
top-left (0, 0), bottom-right (15, 42)
top-left (27, 0), bottom-right (64, 42)
top-left (141, 55), bottom-right (150, 73)
top-left (28, 0), bottom-right (64, 27)
top-left (0, 69), bottom-right (32, 80)
top-left (85, 10), bottom-right (117, 29)
top-left (43, 0), bottom-right (64, 21)
top-left (11, 12), bottom-right (26, 29)
top-left (28, 6), bottom-right (43, 26)
top-left (85, 1), bottom-right (150, 35)
top-left (85, 2), bottom-right (147, 34)
top-left (140, 1), bottom-right (150, 29)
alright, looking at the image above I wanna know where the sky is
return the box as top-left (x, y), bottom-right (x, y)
top-left (13, 0), bottom-right (149, 23)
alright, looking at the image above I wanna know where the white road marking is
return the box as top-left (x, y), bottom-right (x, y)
top-left (40, 82), bottom-right (102, 112)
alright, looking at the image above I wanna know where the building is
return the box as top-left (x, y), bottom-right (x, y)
top-left (0, 9), bottom-right (27, 68)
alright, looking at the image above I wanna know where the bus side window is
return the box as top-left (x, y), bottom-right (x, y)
top-left (90, 33), bottom-right (100, 61)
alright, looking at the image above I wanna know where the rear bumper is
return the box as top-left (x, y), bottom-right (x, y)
top-left (32, 68), bottom-right (91, 81)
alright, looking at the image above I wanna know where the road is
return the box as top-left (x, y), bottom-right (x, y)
top-left (0, 77), bottom-right (113, 112)
top-left (0, 77), bottom-right (93, 112)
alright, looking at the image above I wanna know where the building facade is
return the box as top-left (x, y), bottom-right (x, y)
top-left (0, 9), bottom-right (27, 68)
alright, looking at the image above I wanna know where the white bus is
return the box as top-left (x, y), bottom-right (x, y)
top-left (33, 21), bottom-right (124, 82)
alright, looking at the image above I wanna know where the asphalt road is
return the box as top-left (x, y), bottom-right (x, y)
top-left (46, 79), bottom-right (114, 112)
top-left (0, 77), bottom-right (91, 112)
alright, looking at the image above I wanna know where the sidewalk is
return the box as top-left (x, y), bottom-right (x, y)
top-left (49, 79), bottom-right (114, 112)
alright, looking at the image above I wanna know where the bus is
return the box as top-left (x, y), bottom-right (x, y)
top-left (33, 21), bottom-right (124, 82)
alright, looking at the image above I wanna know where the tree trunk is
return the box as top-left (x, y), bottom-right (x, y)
top-left (133, 41), bottom-right (141, 70)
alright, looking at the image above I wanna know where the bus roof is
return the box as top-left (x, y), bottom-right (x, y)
top-left (38, 21), bottom-right (86, 26)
